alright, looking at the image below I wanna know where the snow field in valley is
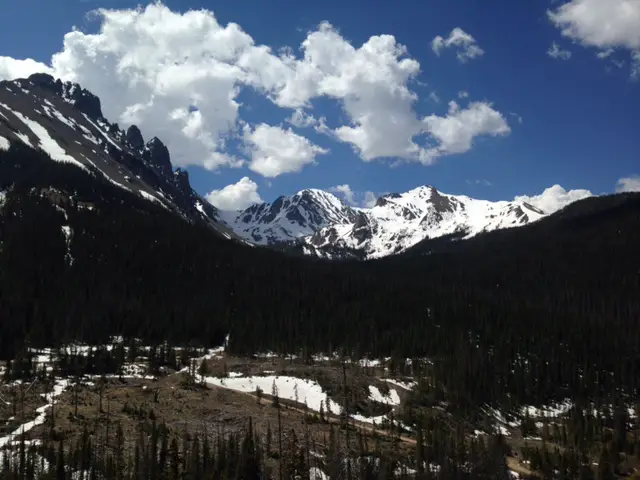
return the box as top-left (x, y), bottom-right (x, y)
top-left (202, 374), bottom-right (344, 414)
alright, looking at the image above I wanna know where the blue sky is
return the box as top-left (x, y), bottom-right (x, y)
top-left (0, 0), bottom-right (639, 210)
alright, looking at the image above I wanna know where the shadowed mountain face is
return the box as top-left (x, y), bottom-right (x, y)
top-left (0, 73), bottom-right (239, 241)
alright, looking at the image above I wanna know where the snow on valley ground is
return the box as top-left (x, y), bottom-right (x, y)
top-left (368, 385), bottom-right (401, 406)
top-left (0, 378), bottom-right (69, 449)
top-left (203, 374), bottom-right (344, 414)
top-left (1, 341), bottom-right (542, 479)
top-left (8, 340), bottom-right (615, 440)
top-left (200, 373), bottom-right (407, 425)
top-left (484, 398), bottom-right (638, 441)
top-left (0, 341), bottom-right (422, 479)
top-left (5, 339), bottom-right (416, 439)
top-left (0, 341), bottom-right (228, 454)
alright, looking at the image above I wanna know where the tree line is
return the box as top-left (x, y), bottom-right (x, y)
top-left (1, 143), bottom-right (640, 417)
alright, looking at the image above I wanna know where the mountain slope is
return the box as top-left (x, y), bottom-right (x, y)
top-left (3, 74), bottom-right (640, 478)
top-left (223, 188), bottom-right (358, 245)
top-left (0, 73), bottom-right (238, 241)
top-left (2, 136), bottom-right (640, 416)
top-left (0, 73), bottom-right (552, 260)
top-left (225, 185), bottom-right (546, 258)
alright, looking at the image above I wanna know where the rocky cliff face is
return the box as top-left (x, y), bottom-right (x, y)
top-left (0, 73), bottom-right (238, 241)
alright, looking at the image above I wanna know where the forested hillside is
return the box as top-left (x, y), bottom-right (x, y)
top-left (1, 143), bottom-right (640, 416)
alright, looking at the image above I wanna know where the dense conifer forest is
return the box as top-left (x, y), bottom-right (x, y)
top-left (2, 143), bottom-right (640, 409)
top-left (0, 344), bottom-right (532, 479)
top-left (3, 340), bottom-right (640, 478)
top-left (2, 144), bottom-right (640, 477)
top-left (0, 414), bottom-right (519, 479)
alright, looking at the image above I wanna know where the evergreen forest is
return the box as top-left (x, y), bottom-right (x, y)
top-left (2, 144), bottom-right (640, 478)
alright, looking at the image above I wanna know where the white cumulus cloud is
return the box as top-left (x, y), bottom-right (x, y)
top-left (362, 191), bottom-right (378, 208)
top-left (286, 108), bottom-right (319, 128)
top-left (421, 101), bottom-right (510, 164)
top-left (0, 4), bottom-right (510, 174)
top-left (615, 175), bottom-right (640, 192)
top-left (206, 176), bottom-right (263, 211)
top-left (466, 179), bottom-right (492, 187)
top-left (632, 51), bottom-right (640, 79)
top-left (244, 123), bottom-right (328, 178)
top-left (282, 22), bottom-right (428, 162)
top-left (329, 184), bottom-right (378, 207)
top-left (548, 0), bottom-right (640, 78)
top-left (49, 4), bottom-right (258, 171)
top-left (547, 42), bottom-right (572, 60)
top-left (596, 48), bottom-right (615, 59)
top-left (0, 57), bottom-right (52, 81)
top-left (514, 184), bottom-right (592, 214)
top-left (432, 28), bottom-right (485, 63)
top-left (329, 184), bottom-right (356, 205)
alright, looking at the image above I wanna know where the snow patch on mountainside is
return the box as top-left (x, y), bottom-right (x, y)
top-left (41, 102), bottom-right (75, 129)
top-left (0, 103), bottom-right (88, 171)
top-left (0, 74), bottom-right (239, 241)
top-left (82, 114), bottom-right (123, 152)
top-left (139, 190), bottom-right (169, 209)
top-left (61, 225), bottom-right (74, 265)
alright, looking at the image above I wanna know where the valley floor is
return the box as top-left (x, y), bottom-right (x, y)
top-left (1, 342), bottom-right (560, 479)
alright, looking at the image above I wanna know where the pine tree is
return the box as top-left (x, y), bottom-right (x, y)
top-left (272, 379), bottom-right (280, 409)
top-left (416, 425), bottom-right (425, 477)
top-left (169, 438), bottom-right (180, 479)
top-left (114, 422), bottom-right (125, 480)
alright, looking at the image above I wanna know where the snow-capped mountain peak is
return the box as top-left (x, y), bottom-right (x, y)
top-left (227, 184), bottom-right (548, 258)
top-left (224, 188), bottom-right (357, 245)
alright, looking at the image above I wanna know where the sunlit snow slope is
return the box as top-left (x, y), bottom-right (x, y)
top-left (224, 185), bottom-right (546, 259)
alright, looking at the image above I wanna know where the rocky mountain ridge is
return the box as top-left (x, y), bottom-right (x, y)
top-left (224, 185), bottom-right (547, 259)
top-left (1, 73), bottom-right (547, 259)
top-left (0, 73), bottom-right (238, 241)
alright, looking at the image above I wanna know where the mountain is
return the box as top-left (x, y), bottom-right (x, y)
top-left (225, 185), bottom-right (547, 259)
top-left (0, 73), bottom-right (239, 242)
top-left (2, 134), bottom-right (639, 397)
top-left (2, 90), bottom-right (640, 424)
top-left (221, 188), bottom-right (358, 244)
top-left (2, 76), bottom-right (640, 480)
top-left (0, 73), bottom-right (553, 260)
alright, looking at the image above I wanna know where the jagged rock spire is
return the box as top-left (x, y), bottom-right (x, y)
top-left (126, 125), bottom-right (144, 150)
top-left (144, 137), bottom-right (172, 176)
